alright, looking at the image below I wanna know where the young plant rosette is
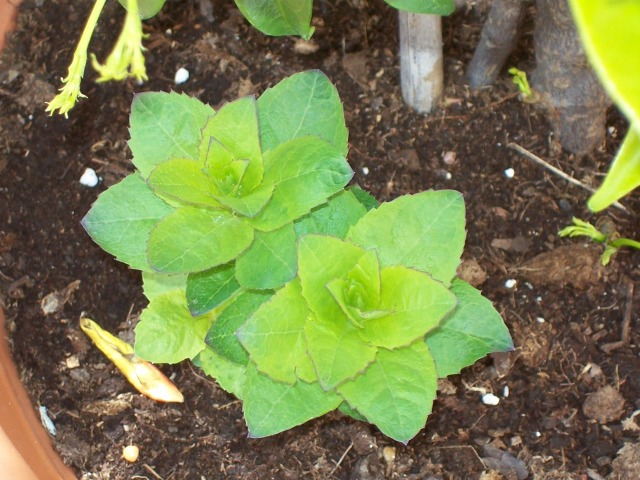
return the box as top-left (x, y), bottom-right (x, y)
top-left (82, 70), bottom-right (513, 443)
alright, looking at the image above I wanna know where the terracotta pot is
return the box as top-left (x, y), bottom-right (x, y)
top-left (0, 307), bottom-right (77, 479)
top-left (0, 0), bottom-right (22, 52)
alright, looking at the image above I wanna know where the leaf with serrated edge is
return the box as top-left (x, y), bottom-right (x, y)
top-left (258, 70), bottom-right (348, 155)
top-left (206, 290), bottom-right (272, 365)
top-left (235, 223), bottom-right (297, 290)
top-left (186, 263), bottom-right (241, 316)
top-left (237, 279), bottom-right (315, 384)
top-left (82, 174), bottom-right (174, 272)
top-left (147, 158), bottom-right (220, 208)
top-left (148, 207), bottom-right (253, 273)
top-left (129, 92), bottom-right (214, 178)
top-left (348, 190), bottom-right (465, 286)
top-left (337, 341), bottom-right (438, 443)
top-left (243, 363), bottom-right (342, 438)
top-left (200, 96), bottom-right (263, 192)
top-left (194, 346), bottom-right (246, 400)
top-left (294, 190), bottom-right (367, 238)
top-left (250, 137), bottom-right (353, 231)
top-left (305, 313), bottom-right (377, 391)
top-left (356, 266), bottom-right (457, 349)
top-left (425, 279), bottom-right (513, 377)
top-left (134, 290), bottom-right (214, 363)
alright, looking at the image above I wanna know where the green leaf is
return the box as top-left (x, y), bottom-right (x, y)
top-left (234, 0), bottom-right (314, 39)
top-left (147, 158), bottom-right (220, 208)
top-left (305, 314), bottom-right (377, 390)
top-left (215, 182), bottom-right (274, 218)
top-left (588, 125), bottom-right (640, 212)
top-left (201, 96), bottom-right (264, 193)
top-left (195, 346), bottom-right (246, 399)
top-left (82, 173), bottom-right (174, 271)
top-left (425, 279), bottom-right (513, 377)
top-left (186, 263), bottom-right (241, 316)
top-left (134, 290), bottom-right (214, 363)
top-left (129, 92), bottom-right (214, 178)
top-left (243, 364), bottom-right (342, 438)
top-left (348, 190), bottom-right (465, 285)
top-left (569, 0), bottom-right (640, 126)
top-left (357, 266), bottom-right (457, 349)
top-left (148, 207), bottom-right (254, 273)
top-left (297, 235), bottom-right (366, 323)
top-left (142, 271), bottom-right (187, 301)
top-left (118, 0), bottom-right (166, 19)
top-left (235, 223), bottom-right (297, 290)
top-left (251, 137), bottom-right (353, 231)
top-left (294, 190), bottom-right (367, 239)
top-left (258, 71), bottom-right (348, 155)
top-left (349, 185), bottom-right (379, 211)
top-left (337, 342), bottom-right (438, 443)
top-left (237, 279), bottom-right (316, 384)
top-left (384, 0), bottom-right (454, 15)
top-left (205, 290), bottom-right (273, 365)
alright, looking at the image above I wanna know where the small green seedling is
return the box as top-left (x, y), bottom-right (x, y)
top-left (82, 70), bottom-right (512, 442)
top-left (508, 67), bottom-right (538, 103)
top-left (559, 217), bottom-right (640, 265)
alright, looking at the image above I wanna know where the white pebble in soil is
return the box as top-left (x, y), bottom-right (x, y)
top-left (482, 393), bottom-right (500, 406)
top-left (504, 167), bottom-right (515, 178)
top-left (79, 168), bottom-right (100, 188)
top-left (174, 67), bottom-right (190, 85)
top-left (504, 278), bottom-right (517, 289)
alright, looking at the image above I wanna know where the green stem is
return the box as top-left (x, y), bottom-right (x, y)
top-left (611, 237), bottom-right (640, 250)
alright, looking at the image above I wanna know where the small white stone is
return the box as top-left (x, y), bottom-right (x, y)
top-left (362, 166), bottom-right (370, 175)
top-left (536, 316), bottom-right (545, 323)
top-left (482, 393), bottom-right (500, 406)
top-left (79, 168), bottom-right (99, 187)
top-left (503, 385), bottom-right (510, 398)
top-left (504, 278), bottom-right (517, 289)
top-left (534, 431), bottom-right (541, 438)
top-left (504, 167), bottom-right (515, 178)
top-left (123, 445), bottom-right (140, 463)
top-left (174, 67), bottom-right (190, 85)
top-left (445, 171), bottom-right (452, 180)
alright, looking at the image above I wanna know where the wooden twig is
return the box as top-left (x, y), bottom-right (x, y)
top-left (601, 281), bottom-right (635, 354)
top-left (329, 441), bottom-right (353, 476)
top-left (506, 142), bottom-right (628, 213)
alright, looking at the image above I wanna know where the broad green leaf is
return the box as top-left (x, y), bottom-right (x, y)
top-left (425, 279), bottom-right (513, 378)
top-left (297, 235), bottom-right (366, 322)
top-left (142, 271), bottom-right (187, 301)
top-left (195, 346), bottom-right (246, 399)
top-left (205, 290), bottom-right (273, 365)
top-left (338, 402), bottom-right (368, 422)
top-left (82, 173), bottom-right (174, 271)
top-left (147, 158), bottom-right (220, 208)
top-left (337, 342), bottom-right (438, 443)
top-left (384, 0), bottom-right (454, 15)
top-left (348, 190), bottom-right (465, 285)
top-left (251, 137), bottom-right (353, 231)
top-left (214, 182), bottom-right (274, 218)
top-left (134, 290), bottom-right (214, 363)
top-left (237, 279), bottom-right (316, 383)
top-left (201, 96), bottom-right (264, 192)
top-left (129, 92), bottom-right (214, 178)
top-left (258, 71), bottom-right (348, 155)
top-left (235, 223), bottom-right (297, 290)
top-left (186, 263), bottom-right (241, 316)
top-left (234, 0), bottom-right (314, 40)
top-left (243, 364), bottom-right (342, 438)
top-left (349, 185), bottom-right (379, 211)
top-left (588, 126), bottom-right (640, 212)
top-left (569, 0), bottom-right (640, 126)
top-left (294, 190), bottom-right (367, 239)
top-left (148, 207), bottom-right (254, 273)
top-left (305, 314), bottom-right (377, 390)
top-left (357, 266), bottom-right (456, 349)
top-left (118, 0), bottom-right (166, 19)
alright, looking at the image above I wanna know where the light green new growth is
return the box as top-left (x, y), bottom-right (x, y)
top-left (508, 67), bottom-right (538, 103)
top-left (559, 217), bottom-right (640, 265)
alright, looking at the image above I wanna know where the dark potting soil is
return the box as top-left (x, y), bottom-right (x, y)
top-left (1, 0), bottom-right (639, 478)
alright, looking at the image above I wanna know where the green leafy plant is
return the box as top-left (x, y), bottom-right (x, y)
top-left (508, 67), bottom-right (538, 103)
top-left (82, 70), bottom-right (512, 442)
top-left (569, 0), bottom-right (640, 211)
top-left (559, 217), bottom-right (640, 266)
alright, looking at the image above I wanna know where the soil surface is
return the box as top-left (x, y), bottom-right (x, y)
top-left (1, 1), bottom-right (640, 479)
